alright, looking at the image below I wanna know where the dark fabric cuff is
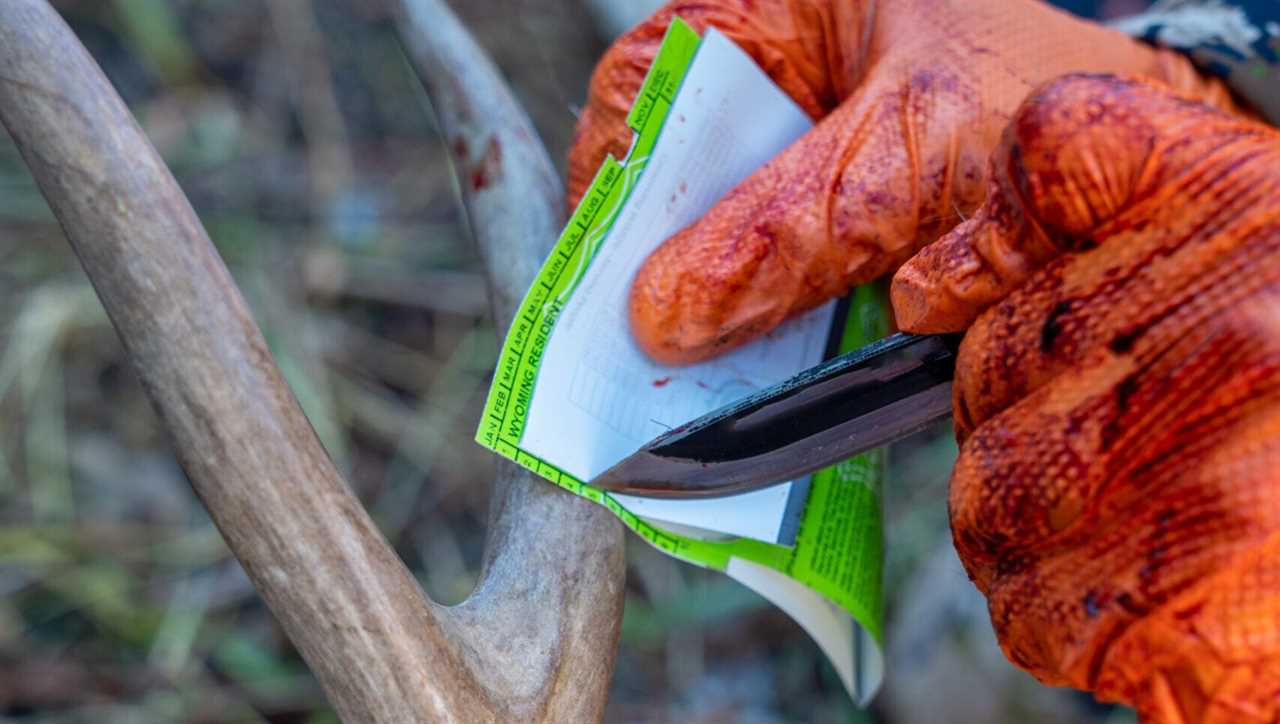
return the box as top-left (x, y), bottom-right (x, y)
top-left (1111, 0), bottom-right (1280, 123)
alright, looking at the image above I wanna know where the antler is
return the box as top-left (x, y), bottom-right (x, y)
top-left (0, 1), bottom-right (622, 721)
top-left (396, 0), bottom-right (626, 718)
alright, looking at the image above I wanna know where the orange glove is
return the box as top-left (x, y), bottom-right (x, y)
top-left (893, 74), bottom-right (1280, 722)
top-left (569, 0), bottom-right (1238, 365)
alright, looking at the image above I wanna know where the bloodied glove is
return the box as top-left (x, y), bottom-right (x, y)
top-left (892, 74), bottom-right (1280, 722)
top-left (568, 0), bottom-right (1239, 365)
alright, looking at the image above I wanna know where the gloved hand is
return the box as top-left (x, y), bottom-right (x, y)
top-left (894, 74), bottom-right (1280, 722)
top-left (569, 0), bottom-right (1239, 365)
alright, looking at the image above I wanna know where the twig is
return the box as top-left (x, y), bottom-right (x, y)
top-left (265, 0), bottom-right (355, 210)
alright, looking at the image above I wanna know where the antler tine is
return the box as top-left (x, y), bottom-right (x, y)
top-left (0, 1), bottom-right (470, 719)
top-left (397, 1), bottom-right (625, 720)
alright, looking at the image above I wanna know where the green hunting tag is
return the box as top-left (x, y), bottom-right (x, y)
top-left (474, 17), bottom-right (888, 703)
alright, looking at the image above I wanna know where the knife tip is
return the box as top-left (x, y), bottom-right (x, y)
top-left (588, 462), bottom-right (628, 493)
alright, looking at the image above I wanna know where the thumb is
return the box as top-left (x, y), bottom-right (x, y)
top-left (630, 69), bottom-right (992, 364)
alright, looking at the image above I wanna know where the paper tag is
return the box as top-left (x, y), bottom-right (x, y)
top-left (474, 17), bottom-right (886, 704)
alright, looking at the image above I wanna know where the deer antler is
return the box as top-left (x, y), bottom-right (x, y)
top-left (396, 0), bottom-right (626, 718)
top-left (0, 1), bottom-right (622, 721)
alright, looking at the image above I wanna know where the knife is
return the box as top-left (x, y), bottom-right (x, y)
top-left (590, 332), bottom-right (961, 498)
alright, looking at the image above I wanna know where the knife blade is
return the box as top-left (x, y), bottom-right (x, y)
top-left (590, 332), bottom-right (960, 498)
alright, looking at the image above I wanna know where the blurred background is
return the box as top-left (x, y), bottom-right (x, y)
top-left (0, 0), bottom-right (1152, 722)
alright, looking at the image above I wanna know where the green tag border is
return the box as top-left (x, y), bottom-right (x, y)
top-left (473, 17), bottom-right (887, 644)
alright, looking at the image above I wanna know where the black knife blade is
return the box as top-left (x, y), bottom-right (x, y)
top-left (590, 332), bottom-right (959, 498)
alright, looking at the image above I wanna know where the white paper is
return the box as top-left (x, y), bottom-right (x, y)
top-left (519, 29), bottom-right (835, 544)
top-left (727, 557), bottom-right (883, 705)
top-left (614, 484), bottom-right (795, 544)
